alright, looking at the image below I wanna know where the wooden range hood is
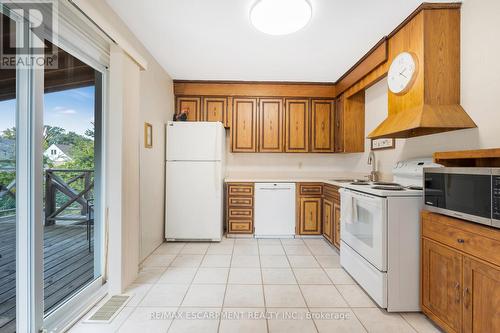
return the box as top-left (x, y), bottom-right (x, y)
top-left (368, 4), bottom-right (476, 139)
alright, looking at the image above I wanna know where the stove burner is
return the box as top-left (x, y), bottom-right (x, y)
top-left (371, 185), bottom-right (405, 191)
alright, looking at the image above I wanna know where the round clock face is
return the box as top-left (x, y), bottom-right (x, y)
top-left (387, 52), bottom-right (417, 94)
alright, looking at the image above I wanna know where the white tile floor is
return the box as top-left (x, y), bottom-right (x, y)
top-left (69, 237), bottom-right (442, 333)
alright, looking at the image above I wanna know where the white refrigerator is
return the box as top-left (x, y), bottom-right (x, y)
top-left (165, 121), bottom-right (225, 241)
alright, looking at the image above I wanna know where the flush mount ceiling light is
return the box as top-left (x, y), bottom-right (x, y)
top-left (250, 0), bottom-right (312, 36)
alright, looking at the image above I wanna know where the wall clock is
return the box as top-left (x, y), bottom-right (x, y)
top-left (387, 51), bottom-right (418, 94)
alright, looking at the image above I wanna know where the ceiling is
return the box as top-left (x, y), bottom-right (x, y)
top-left (106, 0), bottom-right (452, 82)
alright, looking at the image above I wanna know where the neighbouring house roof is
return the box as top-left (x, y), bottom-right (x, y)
top-left (56, 144), bottom-right (73, 157)
top-left (44, 143), bottom-right (73, 162)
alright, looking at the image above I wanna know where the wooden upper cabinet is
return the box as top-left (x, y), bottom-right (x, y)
top-left (284, 99), bottom-right (309, 153)
top-left (463, 256), bottom-right (500, 333)
top-left (334, 97), bottom-right (344, 153)
top-left (421, 239), bottom-right (463, 333)
top-left (232, 98), bottom-right (258, 152)
top-left (258, 98), bottom-right (283, 152)
top-left (176, 97), bottom-right (201, 121)
top-left (203, 97), bottom-right (227, 124)
top-left (311, 99), bottom-right (335, 152)
top-left (343, 92), bottom-right (365, 153)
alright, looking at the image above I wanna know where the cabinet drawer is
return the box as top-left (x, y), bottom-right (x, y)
top-left (299, 184), bottom-right (323, 196)
top-left (228, 184), bottom-right (254, 196)
top-left (422, 214), bottom-right (500, 267)
top-left (323, 184), bottom-right (340, 199)
top-left (229, 197), bottom-right (253, 207)
top-left (228, 208), bottom-right (253, 219)
top-left (228, 220), bottom-right (253, 233)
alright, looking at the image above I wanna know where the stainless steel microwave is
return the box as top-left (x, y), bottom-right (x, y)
top-left (423, 167), bottom-right (500, 229)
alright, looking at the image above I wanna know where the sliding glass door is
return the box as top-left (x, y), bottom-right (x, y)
top-left (0, 2), bottom-right (108, 331)
top-left (42, 41), bottom-right (104, 319)
top-left (0, 11), bottom-right (18, 333)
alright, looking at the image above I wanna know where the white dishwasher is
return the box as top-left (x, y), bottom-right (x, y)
top-left (254, 183), bottom-right (296, 238)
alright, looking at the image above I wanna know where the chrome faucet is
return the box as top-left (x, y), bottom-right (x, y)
top-left (367, 151), bottom-right (379, 182)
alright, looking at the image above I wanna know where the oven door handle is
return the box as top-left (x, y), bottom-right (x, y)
top-left (352, 196), bottom-right (358, 222)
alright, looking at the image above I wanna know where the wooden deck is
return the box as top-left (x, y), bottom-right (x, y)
top-left (0, 217), bottom-right (94, 332)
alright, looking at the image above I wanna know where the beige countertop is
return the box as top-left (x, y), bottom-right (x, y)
top-left (224, 172), bottom-right (368, 187)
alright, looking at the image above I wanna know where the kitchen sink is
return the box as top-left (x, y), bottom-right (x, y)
top-left (329, 179), bottom-right (361, 183)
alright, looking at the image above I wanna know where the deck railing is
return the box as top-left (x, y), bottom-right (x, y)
top-left (0, 168), bottom-right (94, 224)
top-left (0, 167), bottom-right (15, 218)
top-left (44, 169), bottom-right (94, 225)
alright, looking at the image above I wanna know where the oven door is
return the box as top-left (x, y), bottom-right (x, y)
top-left (340, 189), bottom-right (387, 271)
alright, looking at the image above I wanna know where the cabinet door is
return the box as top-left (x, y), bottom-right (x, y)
top-left (422, 239), bottom-right (463, 333)
top-left (232, 98), bottom-right (257, 152)
top-left (311, 99), bottom-right (334, 152)
top-left (299, 197), bottom-right (321, 235)
top-left (334, 97), bottom-right (344, 153)
top-left (176, 97), bottom-right (201, 121)
top-left (322, 197), bottom-right (333, 242)
top-left (463, 256), bottom-right (500, 333)
top-left (333, 200), bottom-right (341, 249)
top-left (284, 99), bottom-right (309, 152)
top-left (258, 98), bottom-right (283, 152)
top-left (203, 97), bottom-right (226, 123)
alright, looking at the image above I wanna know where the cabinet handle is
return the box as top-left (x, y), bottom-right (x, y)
top-left (464, 287), bottom-right (470, 309)
top-left (243, 120), bottom-right (246, 130)
top-left (455, 282), bottom-right (461, 303)
top-left (457, 239), bottom-right (465, 244)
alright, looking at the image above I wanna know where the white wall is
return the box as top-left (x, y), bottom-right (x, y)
top-left (77, 0), bottom-right (174, 292)
top-left (139, 62), bottom-right (174, 261)
top-left (226, 0), bottom-right (500, 180)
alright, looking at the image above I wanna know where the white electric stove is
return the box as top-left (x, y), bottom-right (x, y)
top-left (339, 158), bottom-right (441, 312)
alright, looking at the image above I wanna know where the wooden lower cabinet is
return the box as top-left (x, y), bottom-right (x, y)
top-left (226, 183), bottom-right (254, 234)
top-left (297, 183), bottom-right (322, 235)
top-left (323, 184), bottom-right (341, 250)
top-left (298, 197), bottom-right (322, 235)
top-left (421, 211), bottom-right (500, 333)
top-left (333, 201), bottom-right (341, 248)
top-left (225, 181), bottom-right (342, 243)
top-left (421, 239), bottom-right (463, 333)
top-left (463, 257), bottom-right (500, 333)
top-left (322, 198), bottom-right (333, 242)
top-left (228, 220), bottom-right (252, 234)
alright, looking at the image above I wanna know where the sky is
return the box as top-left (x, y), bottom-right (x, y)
top-left (0, 85), bottom-right (95, 136)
